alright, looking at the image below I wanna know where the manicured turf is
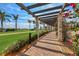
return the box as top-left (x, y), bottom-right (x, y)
top-left (0, 31), bottom-right (37, 54)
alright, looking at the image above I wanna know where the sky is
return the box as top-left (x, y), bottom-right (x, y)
top-left (0, 3), bottom-right (73, 29)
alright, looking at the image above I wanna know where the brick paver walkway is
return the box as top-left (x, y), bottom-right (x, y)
top-left (17, 31), bottom-right (74, 56)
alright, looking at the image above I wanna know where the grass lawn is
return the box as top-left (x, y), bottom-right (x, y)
top-left (0, 30), bottom-right (37, 54)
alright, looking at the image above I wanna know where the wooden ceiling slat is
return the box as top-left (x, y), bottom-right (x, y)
top-left (36, 9), bottom-right (68, 17)
top-left (36, 11), bottom-right (59, 17)
top-left (27, 3), bottom-right (50, 9)
top-left (33, 5), bottom-right (62, 14)
top-left (39, 14), bottom-right (58, 19)
top-left (40, 18), bottom-right (57, 26)
top-left (41, 17), bottom-right (57, 20)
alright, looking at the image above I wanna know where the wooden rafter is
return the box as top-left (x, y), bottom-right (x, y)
top-left (27, 3), bottom-right (50, 9)
top-left (40, 18), bottom-right (57, 26)
top-left (16, 3), bottom-right (36, 17)
top-left (36, 11), bottom-right (59, 17)
top-left (60, 3), bottom-right (69, 14)
top-left (39, 14), bottom-right (57, 19)
top-left (40, 16), bottom-right (57, 20)
top-left (36, 9), bottom-right (68, 17)
top-left (33, 5), bottom-right (62, 14)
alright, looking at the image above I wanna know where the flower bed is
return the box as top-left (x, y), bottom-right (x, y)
top-left (64, 30), bottom-right (79, 55)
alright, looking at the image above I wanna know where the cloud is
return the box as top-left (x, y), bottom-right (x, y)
top-left (7, 4), bottom-right (21, 11)
top-left (1, 21), bottom-right (35, 29)
top-left (2, 22), bottom-right (15, 28)
top-left (20, 16), bottom-right (27, 20)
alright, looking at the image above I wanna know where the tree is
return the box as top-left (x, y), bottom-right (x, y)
top-left (27, 20), bottom-right (32, 41)
top-left (28, 20), bottom-right (32, 30)
top-left (39, 22), bottom-right (42, 30)
top-left (12, 14), bottom-right (19, 30)
top-left (32, 20), bottom-right (35, 24)
top-left (0, 10), bottom-right (11, 32)
top-left (32, 20), bottom-right (36, 29)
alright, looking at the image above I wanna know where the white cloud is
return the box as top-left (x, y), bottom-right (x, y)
top-left (0, 21), bottom-right (35, 29)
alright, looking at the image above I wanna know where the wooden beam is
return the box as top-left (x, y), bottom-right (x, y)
top-left (57, 3), bottom-right (69, 41)
top-left (36, 11), bottom-right (59, 17)
top-left (40, 17), bottom-right (57, 26)
top-left (39, 14), bottom-right (57, 19)
top-left (16, 3), bottom-right (36, 17)
top-left (38, 14), bottom-right (58, 18)
top-left (27, 3), bottom-right (50, 9)
top-left (57, 14), bottom-right (63, 41)
top-left (33, 5), bottom-right (62, 14)
top-left (36, 18), bottom-right (40, 39)
top-left (60, 3), bottom-right (68, 14)
top-left (40, 17), bottom-right (57, 20)
top-left (36, 9), bottom-right (68, 17)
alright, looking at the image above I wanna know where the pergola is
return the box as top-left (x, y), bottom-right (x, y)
top-left (16, 3), bottom-right (70, 41)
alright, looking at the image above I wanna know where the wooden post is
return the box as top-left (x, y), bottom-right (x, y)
top-left (55, 21), bottom-right (58, 36)
top-left (46, 24), bottom-right (49, 32)
top-left (49, 25), bottom-right (52, 31)
top-left (57, 14), bottom-right (63, 41)
top-left (47, 24), bottom-right (49, 31)
top-left (36, 17), bottom-right (39, 40)
top-left (50, 26), bottom-right (52, 31)
top-left (43, 23), bottom-right (45, 30)
top-left (39, 20), bottom-right (41, 30)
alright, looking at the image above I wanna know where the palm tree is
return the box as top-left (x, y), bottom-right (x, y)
top-left (12, 14), bottom-right (19, 30)
top-left (28, 20), bottom-right (32, 30)
top-left (0, 10), bottom-right (11, 32)
top-left (32, 20), bottom-right (36, 29)
top-left (33, 20), bottom-right (35, 24)
top-left (27, 20), bottom-right (32, 42)
top-left (40, 22), bottom-right (42, 30)
top-left (7, 19), bottom-right (11, 29)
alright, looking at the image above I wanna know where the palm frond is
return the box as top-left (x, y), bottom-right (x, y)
top-left (5, 15), bottom-right (11, 17)
top-left (28, 20), bottom-right (31, 23)
top-left (6, 18), bottom-right (11, 22)
top-left (12, 14), bottom-right (19, 20)
top-left (32, 20), bottom-right (36, 23)
top-left (0, 10), bottom-right (11, 21)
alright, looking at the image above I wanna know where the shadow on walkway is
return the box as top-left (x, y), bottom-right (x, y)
top-left (38, 40), bottom-right (64, 47)
top-left (33, 45), bottom-right (66, 55)
top-left (42, 39), bottom-right (59, 42)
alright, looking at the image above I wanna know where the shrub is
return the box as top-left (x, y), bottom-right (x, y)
top-left (5, 28), bottom-right (15, 32)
